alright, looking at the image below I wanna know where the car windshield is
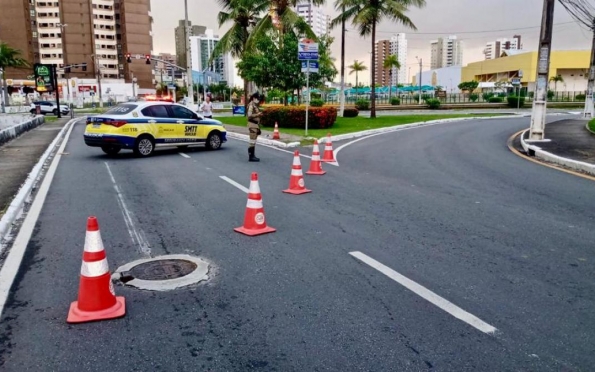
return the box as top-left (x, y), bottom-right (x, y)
top-left (104, 104), bottom-right (138, 115)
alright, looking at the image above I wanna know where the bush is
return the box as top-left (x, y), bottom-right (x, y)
top-left (497, 92), bottom-right (507, 97)
top-left (547, 90), bottom-right (555, 100)
top-left (575, 94), bottom-right (586, 101)
top-left (355, 99), bottom-right (370, 110)
top-left (413, 94), bottom-right (432, 101)
top-left (390, 97), bottom-right (400, 105)
top-left (482, 92), bottom-right (494, 101)
top-left (488, 97), bottom-right (503, 103)
top-left (343, 108), bottom-right (359, 117)
top-left (260, 106), bottom-right (337, 129)
top-left (310, 98), bottom-right (324, 107)
top-left (469, 93), bottom-right (479, 102)
top-left (425, 98), bottom-right (441, 109)
top-left (506, 96), bottom-right (525, 108)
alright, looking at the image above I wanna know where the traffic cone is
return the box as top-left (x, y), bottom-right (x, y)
top-left (67, 216), bottom-right (125, 323)
top-left (283, 150), bottom-right (312, 195)
top-left (273, 122), bottom-right (280, 140)
top-left (322, 133), bottom-right (335, 162)
top-left (234, 172), bottom-right (276, 236)
top-left (306, 140), bottom-right (326, 175)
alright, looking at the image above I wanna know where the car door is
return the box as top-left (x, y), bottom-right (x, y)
top-left (168, 104), bottom-right (203, 144)
top-left (140, 104), bottom-right (175, 144)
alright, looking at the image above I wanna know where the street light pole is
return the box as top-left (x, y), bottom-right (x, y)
top-left (529, 0), bottom-right (555, 140)
top-left (416, 56), bottom-right (422, 104)
top-left (184, 0), bottom-right (195, 109)
top-left (584, 20), bottom-right (595, 119)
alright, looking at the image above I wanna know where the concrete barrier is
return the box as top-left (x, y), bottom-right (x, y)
top-left (0, 116), bottom-right (45, 146)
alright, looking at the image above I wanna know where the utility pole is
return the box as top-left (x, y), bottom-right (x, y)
top-left (52, 64), bottom-right (62, 118)
top-left (584, 19), bottom-right (595, 119)
top-left (529, 0), bottom-right (555, 140)
top-left (339, 7), bottom-right (346, 117)
top-left (416, 57), bottom-right (422, 104)
top-left (96, 57), bottom-right (103, 108)
top-left (184, 0), bottom-right (195, 109)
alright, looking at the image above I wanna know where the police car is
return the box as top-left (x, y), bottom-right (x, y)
top-left (84, 101), bottom-right (227, 157)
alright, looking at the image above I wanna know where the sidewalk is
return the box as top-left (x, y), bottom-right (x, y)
top-left (0, 117), bottom-right (71, 216)
top-left (530, 119), bottom-right (595, 165)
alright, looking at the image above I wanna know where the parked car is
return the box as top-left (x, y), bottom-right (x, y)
top-left (30, 101), bottom-right (70, 116)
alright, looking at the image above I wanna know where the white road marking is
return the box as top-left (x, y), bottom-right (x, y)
top-left (349, 251), bottom-right (498, 335)
top-left (0, 119), bottom-right (77, 316)
top-left (219, 176), bottom-right (249, 193)
top-left (104, 162), bottom-right (151, 257)
top-left (179, 152), bottom-right (191, 158)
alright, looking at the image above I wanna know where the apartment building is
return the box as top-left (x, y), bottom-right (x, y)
top-left (295, 3), bottom-right (330, 39)
top-left (430, 35), bottom-right (463, 69)
top-left (373, 33), bottom-right (407, 87)
top-left (190, 29), bottom-right (234, 86)
top-left (484, 35), bottom-right (522, 60)
top-left (175, 20), bottom-right (206, 68)
top-left (0, 0), bottom-right (153, 88)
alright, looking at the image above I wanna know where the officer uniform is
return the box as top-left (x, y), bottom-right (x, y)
top-left (247, 95), bottom-right (262, 162)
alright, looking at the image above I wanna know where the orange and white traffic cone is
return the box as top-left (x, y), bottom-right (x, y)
top-left (283, 150), bottom-right (312, 195)
top-left (234, 172), bottom-right (276, 236)
top-left (273, 122), bottom-right (280, 140)
top-left (321, 133), bottom-right (335, 162)
top-left (67, 216), bottom-right (125, 323)
top-left (306, 140), bottom-right (326, 175)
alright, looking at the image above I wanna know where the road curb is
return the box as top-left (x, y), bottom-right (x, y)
top-left (319, 114), bottom-right (531, 143)
top-left (586, 121), bottom-right (595, 136)
top-left (519, 128), bottom-right (595, 177)
top-left (225, 131), bottom-right (301, 148)
top-left (0, 116), bottom-right (45, 146)
top-left (0, 117), bottom-right (78, 246)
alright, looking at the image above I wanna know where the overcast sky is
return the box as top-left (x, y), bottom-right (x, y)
top-left (150, 0), bottom-right (591, 86)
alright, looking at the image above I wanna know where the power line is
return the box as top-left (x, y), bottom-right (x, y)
top-left (347, 21), bottom-right (578, 35)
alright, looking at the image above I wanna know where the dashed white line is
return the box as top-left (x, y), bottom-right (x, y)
top-left (219, 176), bottom-right (249, 193)
top-left (104, 162), bottom-right (151, 257)
top-left (179, 152), bottom-right (191, 158)
top-left (349, 251), bottom-right (498, 335)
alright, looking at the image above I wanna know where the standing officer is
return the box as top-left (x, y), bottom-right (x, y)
top-left (247, 92), bottom-right (263, 162)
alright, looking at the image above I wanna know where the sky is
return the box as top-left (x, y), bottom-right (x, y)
top-left (150, 0), bottom-right (592, 86)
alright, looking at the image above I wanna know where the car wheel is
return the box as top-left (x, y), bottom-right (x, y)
top-left (52, 109), bottom-right (58, 116)
top-left (206, 132), bottom-right (222, 150)
top-left (101, 146), bottom-right (121, 155)
top-left (133, 135), bottom-right (155, 157)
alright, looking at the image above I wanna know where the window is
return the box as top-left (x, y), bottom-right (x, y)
top-left (142, 105), bottom-right (170, 118)
top-left (170, 105), bottom-right (195, 119)
top-left (105, 104), bottom-right (138, 115)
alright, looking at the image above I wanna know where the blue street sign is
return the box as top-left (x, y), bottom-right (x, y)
top-left (301, 61), bottom-right (319, 73)
top-left (232, 105), bottom-right (245, 115)
top-left (298, 52), bottom-right (319, 60)
top-left (298, 39), bottom-right (319, 61)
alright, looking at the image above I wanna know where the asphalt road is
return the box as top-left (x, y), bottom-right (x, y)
top-left (0, 115), bottom-right (594, 371)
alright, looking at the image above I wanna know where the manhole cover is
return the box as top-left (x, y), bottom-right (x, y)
top-left (112, 254), bottom-right (209, 291)
top-left (130, 259), bottom-right (197, 280)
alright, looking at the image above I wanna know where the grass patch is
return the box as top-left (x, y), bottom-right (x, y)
top-left (219, 113), bottom-right (504, 138)
top-left (588, 118), bottom-right (595, 133)
top-left (44, 116), bottom-right (58, 122)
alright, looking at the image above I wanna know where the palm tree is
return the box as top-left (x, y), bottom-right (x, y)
top-left (383, 54), bottom-right (400, 100)
top-left (247, 0), bottom-right (321, 49)
top-left (209, 0), bottom-right (268, 113)
top-left (0, 42), bottom-right (29, 112)
top-left (348, 60), bottom-right (367, 92)
top-left (550, 74), bottom-right (564, 92)
top-left (336, 0), bottom-right (425, 118)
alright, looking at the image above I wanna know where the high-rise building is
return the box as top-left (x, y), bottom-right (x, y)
top-left (153, 52), bottom-right (182, 81)
top-left (175, 20), bottom-right (206, 68)
top-left (190, 30), bottom-right (234, 86)
top-left (430, 36), bottom-right (463, 69)
top-left (295, 3), bottom-right (330, 38)
top-left (484, 35), bottom-right (522, 60)
top-left (373, 34), bottom-right (407, 87)
top-left (0, 0), bottom-right (153, 87)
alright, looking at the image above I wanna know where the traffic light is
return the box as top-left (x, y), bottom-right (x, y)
top-left (82, 63), bottom-right (87, 71)
top-left (126, 53), bottom-right (132, 63)
top-left (145, 54), bottom-right (151, 65)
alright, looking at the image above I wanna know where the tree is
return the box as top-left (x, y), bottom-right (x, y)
top-left (0, 42), bottom-right (29, 111)
top-left (348, 60), bottom-right (367, 89)
top-left (383, 54), bottom-right (400, 100)
top-left (335, 0), bottom-right (425, 118)
top-left (458, 80), bottom-right (479, 93)
top-left (550, 74), bottom-right (564, 92)
top-left (210, 0), bottom-right (268, 113)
